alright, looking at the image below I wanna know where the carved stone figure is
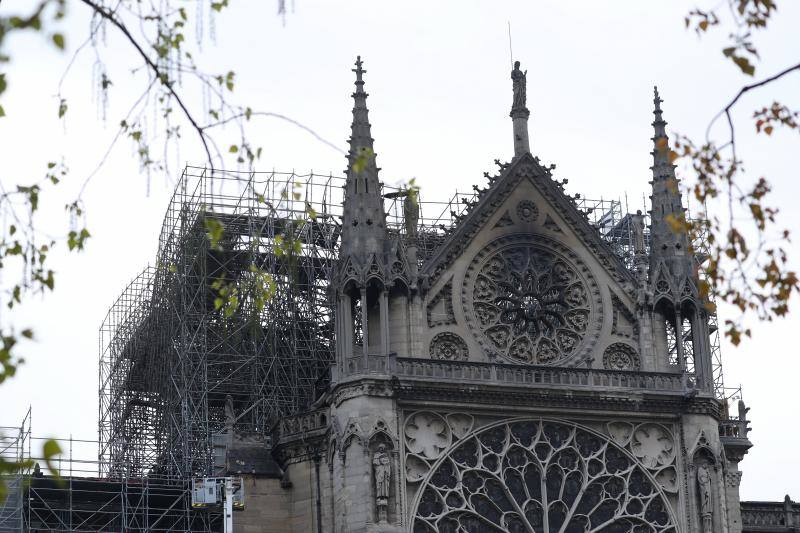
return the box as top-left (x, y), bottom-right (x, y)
top-left (511, 61), bottom-right (527, 111)
top-left (224, 394), bottom-right (235, 433)
top-left (697, 465), bottom-right (713, 533)
top-left (373, 444), bottom-right (391, 522)
top-left (384, 189), bottom-right (419, 238)
top-left (404, 190), bottom-right (419, 239)
top-left (738, 399), bottom-right (751, 436)
top-left (631, 210), bottom-right (646, 255)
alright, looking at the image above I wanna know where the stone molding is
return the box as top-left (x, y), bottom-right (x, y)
top-left (395, 379), bottom-right (722, 418)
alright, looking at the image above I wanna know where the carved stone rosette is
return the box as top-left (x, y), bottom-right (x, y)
top-left (429, 332), bottom-right (469, 361)
top-left (516, 200), bottom-right (539, 222)
top-left (602, 342), bottom-right (641, 371)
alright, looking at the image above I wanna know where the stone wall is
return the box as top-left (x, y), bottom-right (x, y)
top-left (233, 476), bottom-right (290, 533)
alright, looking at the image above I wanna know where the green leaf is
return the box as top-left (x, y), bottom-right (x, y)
top-left (0, 105), bottom-right (5, 118)
top-left (352, 147), bottom-right (374, 173)
top-left (204, 217), bottom-right (225, 250)
top-left (42, 439), bottom-right (62, 477)
top-left (229, 145), bottom-right (238, 153)
top-left (52, 33), bottom-right (65, 50)
top-left (58, 98), bottom-right (67, 118)
top-left (211, 0), bottom-right (229, 12)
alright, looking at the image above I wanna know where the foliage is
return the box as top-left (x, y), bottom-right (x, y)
top-left (677, 0), bottom-right (799, 344)
top-left (0, 0), bottom-right (333, 383)
top-left (0, 0), bottom-right (313, 497)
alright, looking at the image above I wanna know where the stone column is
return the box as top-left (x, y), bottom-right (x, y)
top-left (674, 308), bottom-right (686, 370)
top-left (361, 288), bottom-right (369, 371)
top-left (380, 289), bottom-right (389, 359)
top-left (511, 108), bottom-right (531, 157)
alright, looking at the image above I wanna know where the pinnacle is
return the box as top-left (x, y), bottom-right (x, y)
top-left (653, 85), bottom-right (662, 113)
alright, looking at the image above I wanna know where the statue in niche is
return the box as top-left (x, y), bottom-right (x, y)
top-left (697, 464), bottom-right (713, 533)
top-left (373, 444), bottom-right (391, 522)
top-left (511, 60), bottom-right (527, 111)
top-left (224, 394), bottom-right (235, 434)
top-left (631, 210), bottom-right (646, 255)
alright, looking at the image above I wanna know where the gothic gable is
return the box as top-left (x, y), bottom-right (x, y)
top-left (421, 153), bottom-right (636, 288)
top-left (418, 153), bottom-right (643, 368)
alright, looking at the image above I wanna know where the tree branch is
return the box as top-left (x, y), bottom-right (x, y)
top-left (201, 111), bottom-right (345, 155)
top-left (78, 0), bottom-right (216, 169)
top-left (706, 60), bottom-right (800, 144)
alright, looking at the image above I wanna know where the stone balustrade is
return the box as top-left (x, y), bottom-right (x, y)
top-left (394, 357), bottom-right (688, 392)
top-left (741, 497), bottom-right (800, 532)
top-left (333, 354), bottom-right (692, 393)
top-left (719, 417), bottom-right (750, 439)
top-left (277, 409), bottom-right (329, 440)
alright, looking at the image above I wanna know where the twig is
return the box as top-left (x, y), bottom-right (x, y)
top-left (201, 111), bottom-right (345, 155)
top-left (706, 60), bottom-right (800, 144)
top-left (79, 0), bottom-right (215, 170)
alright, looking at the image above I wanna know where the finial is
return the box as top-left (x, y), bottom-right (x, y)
top-left (353, 55), bottom-right (366, 85)
top-left (653, 85), bottom-right (663, 113)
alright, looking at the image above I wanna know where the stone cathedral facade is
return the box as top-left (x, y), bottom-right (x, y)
top-left (240, 58), bottom-right (755, 533)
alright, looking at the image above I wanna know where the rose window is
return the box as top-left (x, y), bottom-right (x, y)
top-left (468, 243), bottom-right (594, 364)
top-left (412, 419), bottom-right (676, 533)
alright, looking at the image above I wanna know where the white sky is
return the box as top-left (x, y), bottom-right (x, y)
top-left (0, 1), bottom-right (798, 500)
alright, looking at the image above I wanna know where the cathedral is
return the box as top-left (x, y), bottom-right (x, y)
top-left (233, 56), bottom-right (755, 532)
top-left (11, 53), bottom-right (800, 533)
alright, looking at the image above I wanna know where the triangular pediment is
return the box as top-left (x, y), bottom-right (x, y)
top-left (421, 153), bottom-right (636, 288)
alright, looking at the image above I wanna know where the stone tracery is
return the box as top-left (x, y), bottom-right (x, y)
top-left (411, 419), bottom-right (676, 533)
top-left (430, 332), bottom-right (469, 361)
top-left (603, 343), bottom-right (641, 371)
top-left (466, 239), bottom-right (598, 365)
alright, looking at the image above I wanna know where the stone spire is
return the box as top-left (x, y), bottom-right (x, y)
top-left (340, 56), bottom-right (388, 265)
top-left (648, 86), bottom-right (693, 279)
top-left (510, 60), bottom-right (531, 158)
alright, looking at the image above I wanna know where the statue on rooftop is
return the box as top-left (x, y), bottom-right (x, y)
top-left (385, 188), bottom-right (419, 239)
top-left (224, 394), bottom-right (235, 433)
top-left (404, 188), bottom-right (419, 239)
top-left (511, 61), bottom-right (527, 112)
top-left (631, 210), bottom-right (647, 255)
top-left (738, 399), bottom-right (750, 436)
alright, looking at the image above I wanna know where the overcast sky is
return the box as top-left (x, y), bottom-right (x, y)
top-left (0, 1), bottom-right (798, 500)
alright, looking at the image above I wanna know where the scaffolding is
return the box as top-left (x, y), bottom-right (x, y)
top-left (99, 166), bottom-right (729, 488)
top-left (0, 409), bottom-right (31, 532)
top-left (19, 433), bottom-right (217, 532)
top-left (575, 196), bottom-right (728, 399)
top-left (98, 166), bottom-right (476, 482)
